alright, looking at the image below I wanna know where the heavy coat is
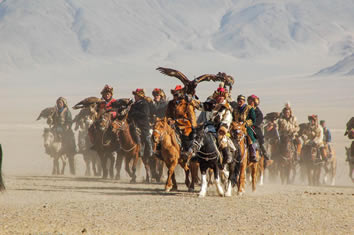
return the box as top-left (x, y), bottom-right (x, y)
top-left (232, 104), bottom-right (256, 143)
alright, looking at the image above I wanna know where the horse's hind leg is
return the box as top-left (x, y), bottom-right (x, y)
top-left (52, 157), bottom-right (58, 175)
top-left (250, 163), bottom-right (257, 192)
top-left (165, 162), bottom-right (177, 192)
top-left (67, 154), bottom-right (76, 175)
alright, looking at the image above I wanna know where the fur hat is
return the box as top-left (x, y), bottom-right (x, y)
top-left (237, 95), bottom-right (246, 101)
top-left (101, 84), bottom-right (113, 95)
top-left (56, 97), bottom-right (68, 107)
top-left (171, 85), bottom-right (184, 95)
top-left (132, 88), bottom-right (145, 97)
top-left (212, 84), bottom-right (228, 99)
top-left (308, 114), bottom-right (318, 122)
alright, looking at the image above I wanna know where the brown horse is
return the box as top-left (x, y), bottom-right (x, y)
top-left (321, 143), bottom-right (336, 185)
top-left (263, 120), bottom-right (281, 182)
top-left (152, 118), bottom-right (190, 192)
top-left (345, 142), bottom-right (354, 182)
top-left (230, 122), bottom-right (258, 195)
top-left (112, 118), bottom-right (140, 183)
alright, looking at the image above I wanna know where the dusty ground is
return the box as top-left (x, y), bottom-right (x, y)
top-left (0, 174), bottom-right (353, 234)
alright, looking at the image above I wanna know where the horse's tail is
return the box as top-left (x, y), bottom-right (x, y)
top-left (0, 144), bottom-right (5, 192)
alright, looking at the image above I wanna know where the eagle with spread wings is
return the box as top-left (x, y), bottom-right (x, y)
top-left (156, 67), bottom-right (235, 98)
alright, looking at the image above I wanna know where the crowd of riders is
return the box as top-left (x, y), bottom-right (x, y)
top-left (43, 78), bottom-right (352, 176)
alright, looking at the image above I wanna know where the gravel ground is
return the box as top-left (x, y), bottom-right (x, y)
top-left (0, 175), bottom-right (353, 234)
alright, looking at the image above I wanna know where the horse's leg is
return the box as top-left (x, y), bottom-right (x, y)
top-left (60, 155), bottom-right (66, 175)
top-left (251, 163), bottom-right (257, 192)
top-left (156, 159), bottom-right (164, 183)
top-left (67, 153), bottom-right (76, 175)
top-left (171, 171), bottom-right (178, 191)
top-left (142, 155), bottom-right (151, 183)
top-left (52, 156), bottom-right (57, 175)
top-left (238, 160), bottom-right (246, 195)
top-left (99, 152), bottom-right (108, 179)
top-left (83, 153), bottom-right (91, 176)
top-left (188, 161), bottom-right (198, 192)
top-left (108, 152), bottom-right (115, 179)
top-left (214, 163), bottom-right (224, 197)
top-left (331, 157), bottom-right (336, 186)
top-left (115, 152), bottom-right (123, 180)
top-left (165, 161), bottom-right (176, 192)
top-left (199, 164), bottom-right (208, 197)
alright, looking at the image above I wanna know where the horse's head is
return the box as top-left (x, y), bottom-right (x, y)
top-left (96, 112), bottom-right (112, 132)
top-left (43, 128), bottom-right (55, 149)
top-left (152, 118), bottom-right (166, 145)
top-left (230, 122), bottom-right (247, 142)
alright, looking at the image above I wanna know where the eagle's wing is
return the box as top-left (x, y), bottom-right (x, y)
top-left (194, 72), bottom-right (235, 91)
top-left (36, 107), bottom-right (56, 120)
top-left (156, 67), bottom-right (190, 86)
top-left (73, 97), bottom-right (101, 109)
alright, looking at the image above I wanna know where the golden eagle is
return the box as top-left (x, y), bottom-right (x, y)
top-left (156, 67), bottom-right (234, 98)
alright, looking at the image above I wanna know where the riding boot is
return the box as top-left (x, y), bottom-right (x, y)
top-left (248, 143), bottom-right (258, 163)
top-left (260, 143), bottom-right (270, 160)
top-left (222, 147), bottom-right (232, 164)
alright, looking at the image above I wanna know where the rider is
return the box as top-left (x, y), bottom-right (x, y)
top-left (301, 115), bottom-right (326, 162)
top-left (248, 95), bottom-right (273, 165)
top-left (232, 95), bottom-right (257, 162)
top-left (203, 86), bottom-right (234, 163)
top-left (277, 104), bottom-right (300, 160)
top-left (344, 117), bottom-right (354, 161)
top-left (97, 84), bottom-right (117, 119)
top-left (51, 97), bottom-right (77, 172)
top-left (128, 88), bottom-right (153, 158)
top-left (166, 85), bottom-right (199, 158)
top-left (320, 120), bottom-right (333, 159)
top-left (151, 88), bottom-right (168, 119)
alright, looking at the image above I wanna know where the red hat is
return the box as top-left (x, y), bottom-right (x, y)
top-left (171, 85), bottom-right (184, 95)
top-left (132, 88), bottom-right (145, 97)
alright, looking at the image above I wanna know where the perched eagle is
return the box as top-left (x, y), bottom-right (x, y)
top-left (264, 112), bottom-right (280, 122)
top-left (72, 97), bottom-right (102, 109)
top-left (156, 67), bottom-right (235, 98)
top-left (36, 107), bottom-right (56, 120)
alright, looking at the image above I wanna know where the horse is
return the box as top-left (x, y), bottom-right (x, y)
top-left (152, 118), bottom-right (191, 192)
top-left (263, 120), bottom-right (281, 182)
top-left (112, 116), bottom-right (140, 183)
top-left (191, 123), bottom-right (224, 197)
top-left (300, 144), bottom-right (322, 186)
top-left (230, 122), bottom-right (259, 195)
top-left (90, 112), bottom-right (118, 179)
top-left (345, 142), bottom-right (354, 183)
top-left (74, 107), bottom-right (101, 176)
top-left (321, 143), bottom-right (336, 185)
top-left (42, 128), bottom-right (67, 175)
top-left (278, 135), bottom-right (297, 184)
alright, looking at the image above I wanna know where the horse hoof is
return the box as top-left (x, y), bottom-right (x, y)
top-left (165, 187), bottom-right (172, 192)
top-left (188, 188), bottom-right (194, 192)
top-left (130, 179), bottom-right (136, 184)
top-left (198, 193), bottom-right (206, 198)
top-left (225, 192), bottom-right (232, 197)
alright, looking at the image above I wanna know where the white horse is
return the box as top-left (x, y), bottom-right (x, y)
top-left (43, 128), bottom-right (66, 175)
top-left (76, 115), bottom-right (101, 176)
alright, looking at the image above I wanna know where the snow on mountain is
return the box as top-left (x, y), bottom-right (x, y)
top-left (1, 0), bottom-right (354, 73)
top-left (315, 53), bottom-right (354, 76)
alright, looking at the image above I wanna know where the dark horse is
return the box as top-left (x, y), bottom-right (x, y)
top-left (90, 112), bottom-right (118, 179)
top-left (193, 124), bottom-right (224, 197)
top-left (278, 135), bottom-right (297, 184)
top-left (301, 144), bottom-right (322, 186)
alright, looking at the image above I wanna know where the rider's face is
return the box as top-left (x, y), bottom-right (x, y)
top-left (154, 95), bottom-right (161, 102)
top-left (284, 110), bottom-right (291, 118)
top-left (237, 99), bottom-right (245, 106)
top-left (247, 98), bottom-right (254, 107)
top-left (216, 96), bottom-right (224, 104)
top-left (103, 92), bottom-right (112, 101)
top-left (57, 100), bottom-right (64, 109)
